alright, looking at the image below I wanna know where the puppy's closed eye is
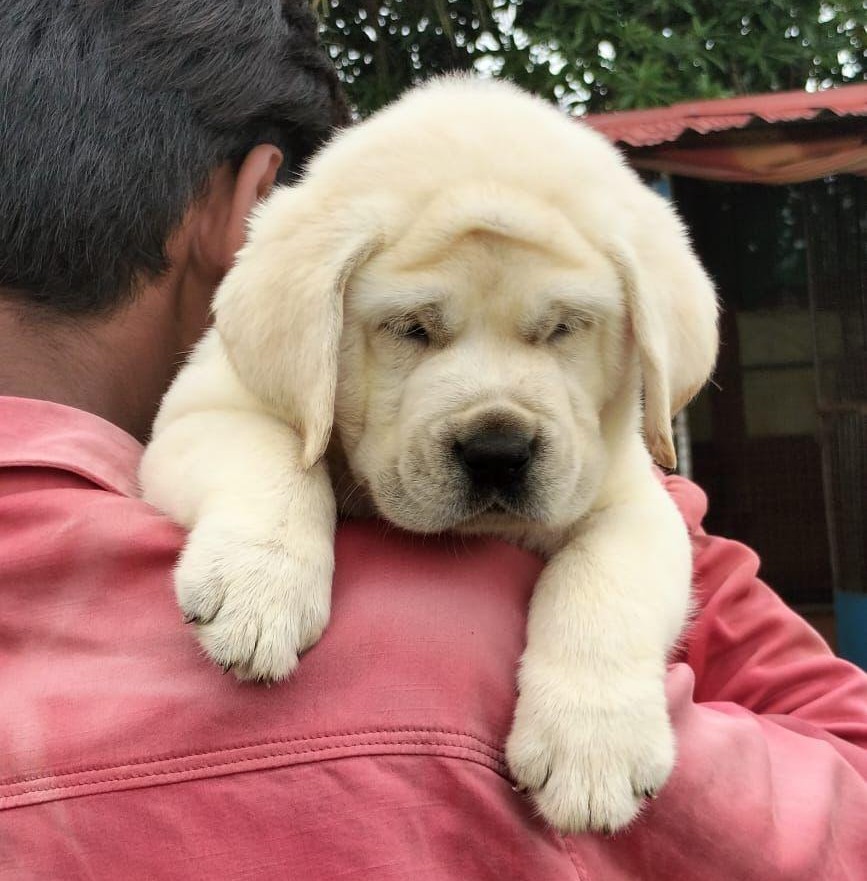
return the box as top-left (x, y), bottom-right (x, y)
top-left (380, 306), bottom-right (449, 348)
top-left (386, 318), bottom-right (430, 344)
top-left (548, 314), bottom-right (594, 340)
top-left (525, 306), bottom-right (596, 346)
top-left (548, 321), bottom-right (576, 342)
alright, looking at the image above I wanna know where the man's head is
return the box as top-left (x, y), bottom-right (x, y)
top-left (0, 0), bottom-right (346, 438)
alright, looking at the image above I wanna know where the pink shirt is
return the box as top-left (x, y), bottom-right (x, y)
top-left (1, 395), bottom-right (866, 880)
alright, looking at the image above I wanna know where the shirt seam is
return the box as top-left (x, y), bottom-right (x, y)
top-left (0, 725), bottom-right (504, 788)
top-left (4, 738), bottom-right (501, 798)
top-left (0, 731), bottom-right (510, 810)
top-left (562, 838), bottom-right (593, 881)
top-left (2, 737), bottom-right (591, 880)
top-left (0, 458), bottom-right (132, 496)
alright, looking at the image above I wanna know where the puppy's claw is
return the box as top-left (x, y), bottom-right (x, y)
top-left (184, 610), bottom-right (220, 627)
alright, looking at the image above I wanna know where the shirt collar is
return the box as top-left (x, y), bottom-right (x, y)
top-left (0, 396), bottom-right (143, 498)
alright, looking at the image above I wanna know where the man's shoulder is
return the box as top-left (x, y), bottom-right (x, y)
top-left (1, 510), bottom-right (552, 880)
top-left (0, 456), bottom-right (543, 839)
top-left (0, 461), bottom-right (184, 579)
top-left (0, 395), bottom-right (182, 576)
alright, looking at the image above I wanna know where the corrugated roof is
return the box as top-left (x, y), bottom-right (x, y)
top-left (582, 84), bottom-right (867, 147)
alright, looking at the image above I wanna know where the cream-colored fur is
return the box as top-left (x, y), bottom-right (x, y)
top-left (139, 76), bottom-right (718, 834)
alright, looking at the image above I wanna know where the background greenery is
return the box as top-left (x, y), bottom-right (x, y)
top-left (313, 0), bottom-right (867, 115)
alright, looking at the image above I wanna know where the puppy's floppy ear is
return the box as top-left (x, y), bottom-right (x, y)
top-left (608, 197), bottom-right (718, 470)
top-left (213, 186), bottom-right (383, 469)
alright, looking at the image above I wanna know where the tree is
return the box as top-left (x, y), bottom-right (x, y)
top-left (314, 0), bottom-right (867, 115)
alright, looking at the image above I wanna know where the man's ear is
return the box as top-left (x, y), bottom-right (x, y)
top-left (213, 185), bottom-right (383, 469)
top-left (192, 144), bottom-right (284, 279)
top-left (220, 144), bottom-right (284, 271)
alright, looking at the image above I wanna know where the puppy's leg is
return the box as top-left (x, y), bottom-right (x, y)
top-left (140, 329), bottom-right (335, 681)
top-left (506, 465), bottom-right (691, 834)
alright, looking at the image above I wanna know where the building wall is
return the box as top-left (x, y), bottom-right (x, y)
top-left (673, 178), bottom-right (833, 607)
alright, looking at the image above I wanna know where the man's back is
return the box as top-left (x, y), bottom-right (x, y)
top-left (0, 397), bottom-right (578, 878)
top-left (3, 395), bottom-right (867, 880)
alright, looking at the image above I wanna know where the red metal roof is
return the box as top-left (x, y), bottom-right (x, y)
top-left (582, 84), bottom-right (867, 147)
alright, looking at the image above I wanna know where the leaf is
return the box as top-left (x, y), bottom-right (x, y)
top-left (320, 0), bottom-right (867, 115)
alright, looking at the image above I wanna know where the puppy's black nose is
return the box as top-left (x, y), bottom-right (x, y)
top-left (455, 429), bottom-right (533, 490)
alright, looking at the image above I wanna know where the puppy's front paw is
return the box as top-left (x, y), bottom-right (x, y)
top-left (506, 661), bottom-right (674, 835)
top-left (176, 516), bottom-right (333, 682)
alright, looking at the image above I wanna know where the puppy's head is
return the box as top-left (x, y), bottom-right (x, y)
top-left (214, 77), bottom-right (718, 532)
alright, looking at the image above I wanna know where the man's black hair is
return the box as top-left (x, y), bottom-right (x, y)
top-left (0, 0), bottom-right (348, 315)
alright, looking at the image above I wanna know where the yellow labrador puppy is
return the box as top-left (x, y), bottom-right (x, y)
top-left (140, 77), bottom-right (718, 834)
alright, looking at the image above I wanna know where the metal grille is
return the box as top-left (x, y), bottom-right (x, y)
top-left (805, 175), bottom-right (867, 595)
top-left (674, 176), bottom-right (834, 606)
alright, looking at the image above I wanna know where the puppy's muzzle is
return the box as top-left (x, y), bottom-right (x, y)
top-left (454, 427), bottom-right (536, 493)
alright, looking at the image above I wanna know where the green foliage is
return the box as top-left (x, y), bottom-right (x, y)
top-left (315, 0), bottom-right (867, 115)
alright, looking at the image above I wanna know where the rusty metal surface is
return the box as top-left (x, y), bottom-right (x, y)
top-left (583, 84), bottom-right (867, 147)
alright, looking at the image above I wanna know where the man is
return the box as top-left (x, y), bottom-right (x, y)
top-left (1, 3), bottom-right (865, 879)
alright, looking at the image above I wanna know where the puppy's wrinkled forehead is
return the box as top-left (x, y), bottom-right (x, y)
top-left (351, 184), bottom-right (624, 331)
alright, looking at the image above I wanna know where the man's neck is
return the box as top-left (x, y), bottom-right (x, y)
top-left (0, 294), bottom-right (178, 443)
